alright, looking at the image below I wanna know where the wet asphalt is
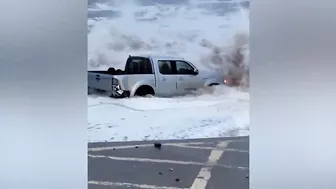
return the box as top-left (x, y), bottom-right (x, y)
top-left (88, 136), bottom-right (249, 189)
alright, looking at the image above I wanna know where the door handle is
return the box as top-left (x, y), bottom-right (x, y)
top-left (179, 77), bottom-right (184, 81)
top-left (161, 78), bottom-right (166, 81)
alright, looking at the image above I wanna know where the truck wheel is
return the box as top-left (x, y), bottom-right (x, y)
top-left (206, 83), bottom-right (219, 93)
top-left (135, 86), bottom-right (155, 97)
top-left (209, 83), bottom-right (219, 87)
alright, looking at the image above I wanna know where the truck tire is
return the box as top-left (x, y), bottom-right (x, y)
top-left (134, 85), bottom-right (155, 97)
top-left (205, 83), bottom-right (220, 93)
top-left (209, 83), bottom-right (219, 87)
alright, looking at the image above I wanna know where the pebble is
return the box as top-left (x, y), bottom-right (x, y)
top-left (154, 142), bottom-right (162, 149)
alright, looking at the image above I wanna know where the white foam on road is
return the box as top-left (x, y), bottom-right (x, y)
top-left (88, 86), bottom-right (249, 142)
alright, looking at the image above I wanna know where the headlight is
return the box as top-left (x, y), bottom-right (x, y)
top-left (224, 78), bottom-right (232, 85)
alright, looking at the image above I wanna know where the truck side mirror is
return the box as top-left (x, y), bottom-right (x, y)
top-left (193, 68), bottom-right (199, 75)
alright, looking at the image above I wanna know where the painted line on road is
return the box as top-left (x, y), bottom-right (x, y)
top-left (88, 180), bottom-right (188, 189)
top-left (88, 142), bottom-right (214, 151)
top-left (88, 154), bottom-right (248, 170)
top-left (172, 143), bottom-right (249, 153)
top-left (88, 140), bottom-right (248, 153)
top-left (190, 141), bottom-right (227, 189)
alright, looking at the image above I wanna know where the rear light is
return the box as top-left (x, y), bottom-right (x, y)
top-left (111, 78), bottom-right (120, 91)
top-left (112, 78), bottom-right (118, 85)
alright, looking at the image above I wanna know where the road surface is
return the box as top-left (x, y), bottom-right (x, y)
top-left (88, 136), bottom-right (249, 189)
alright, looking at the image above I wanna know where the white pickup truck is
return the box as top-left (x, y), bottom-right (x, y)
top-left (88, 55), bottom-right (224, 98)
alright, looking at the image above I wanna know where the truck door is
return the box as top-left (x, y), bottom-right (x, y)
top-left (175, 60), bottom-right (202, 94)
top-left (156, 60), bottom-right (178, 97)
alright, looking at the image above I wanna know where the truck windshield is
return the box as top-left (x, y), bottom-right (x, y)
top-left (125, 57), bottom-right (153, 74)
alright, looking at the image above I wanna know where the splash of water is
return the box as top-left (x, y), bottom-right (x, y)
top-left (88, 0), bottom-right (249, 86)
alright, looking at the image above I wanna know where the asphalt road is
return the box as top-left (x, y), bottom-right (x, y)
top-left (88, 136), bottom-right (249, 189)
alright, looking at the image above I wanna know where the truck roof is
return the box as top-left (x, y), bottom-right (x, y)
top-left (131, 54), bottom-right (185, 61)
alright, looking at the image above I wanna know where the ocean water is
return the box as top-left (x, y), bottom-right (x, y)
top-left (88, 0), bottom-right (249, 79)
top-left (87, 0), bottom-right (250, 142)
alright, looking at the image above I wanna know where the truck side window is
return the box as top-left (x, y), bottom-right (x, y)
top-left (143, 58), bottom-right (153, 74)
top-left (175, 61), bottom-right (194, 75)
top-left (125, 57), bottom-right (153, 74)
top-left (158, 60), bottom-right (173, 75)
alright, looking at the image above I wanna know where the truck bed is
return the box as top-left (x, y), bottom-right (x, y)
top-left (88, 67), bottom-right (125, 75)
top-left (88, 71), bottom-right (115, 75)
